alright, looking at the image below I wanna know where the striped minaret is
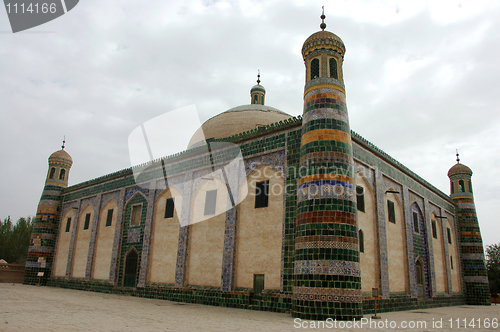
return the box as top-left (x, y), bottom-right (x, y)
top-left (293, 10), bottom-right (363, 320)
top-left (24, 142), bottom-right (72, 285)
top-left (447, 153), bottom-right (490, 305)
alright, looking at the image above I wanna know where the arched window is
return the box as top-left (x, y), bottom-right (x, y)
top-left (253, 95), bottom-right (258, 104)
top-left (310, 58), bottom-right (320, 80)
top-left (451, 182), bottom-right (454, 194)
top-left (431, 220), bottom-right (437, 239)
top-left (49, 167), bottom-right (56, 179)
top-left (329, 57), bottom-right (338, 79)
top-left (260, 96), bottom-right (264, 105)
top-left (359, 229), bottom-right (364, 253)
top-left (468, 180), bottom-right (472, 193)
top-left (416, 260), bottom-right (424, 285)
top-left (59, 169), bottom-right (66, 180)
top-left (356, 186), bottom-right (365, 212)
top-left (459, 180), bottom-right (465, 192)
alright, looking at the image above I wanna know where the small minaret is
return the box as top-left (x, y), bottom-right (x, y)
top-left (250, 71), bottom-right (265, 105)
top-left (24, 140), bottom-right (73, 285)
top-left (293, 9), bottom-right (362, 320)
top-left (447, 152), bottom-right (490, 305)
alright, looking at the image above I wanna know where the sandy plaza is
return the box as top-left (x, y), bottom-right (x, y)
top-left (1, 284), bottom-right (499, 331)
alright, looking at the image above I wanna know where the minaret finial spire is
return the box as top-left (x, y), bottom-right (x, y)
top-left (456, 149), bottom-right (460, 163)
top-left (62, 136), bottom-right (66, 150)
top-left (320, 6), bottom-right (326, 31)
top-left (257, 70), bottom-right (260, 85)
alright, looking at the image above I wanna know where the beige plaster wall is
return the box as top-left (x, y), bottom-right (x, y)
top-left (71, 205), bottom-right (93, 278)
top-left (234, 166), bottom-right (284, 290)
top-left (185, 180), bottom-right (227, 287)
top-left (431, 214), bottom-right (447, 293)
top-left (447, 220), bottom-right (461, 293)
top-left (91, 200), bottom-right (118, 280)
top-left (148, 188), bottom-right (182, 284)
top-left (53, 210), bottom-right (74, 277)
top-left (386, 192), bottom-right (408, 293)
top-left (356, 176), bottom-right (379, 293)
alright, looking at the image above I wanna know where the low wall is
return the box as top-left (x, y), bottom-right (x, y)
top-left (0, 264), bottom-right (25, 283)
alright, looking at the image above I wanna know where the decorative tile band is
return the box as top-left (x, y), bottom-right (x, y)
top-left (296, 211), bottom-right (356, 226)
top-left (299, 151), bottom-right (352, 168)
top-left (304, 88), bottom-right (345, 102)
top-left (457, 202), bottom-right (476, 209)
top-left (294, 286), bottom-right (361, 297)
top-left (294, 260), bottom-right (360, 277)
top-left (296, 235), bottom-right (357, 244)
top-left (298, 174), bottom-right (353, 186)
top-left (302, 108), bottom-right (349, 124)
top-left (293, 293), bottom-right (362, 303)
top-left (295, 241), bottom-right (358, 250)
top-left (463, 276), bottom-right (489, 283)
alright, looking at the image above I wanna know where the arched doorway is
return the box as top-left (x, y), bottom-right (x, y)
top-left (416, 259), bottom-right (424, 298)
top-left (124, 249), bottom-right (138, 287)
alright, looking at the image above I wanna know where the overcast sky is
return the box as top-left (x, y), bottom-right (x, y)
top-left (0, 0), bottom-right (498, 247)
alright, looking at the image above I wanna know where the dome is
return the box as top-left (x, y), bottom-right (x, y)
top-left (302, 30), bottom-right (346, 59)
top-left (49, 149), bottom-right (73, 164)
top-left (188, 105), bottom-right (292, 148)
top-left (250, 84), bottom-right (266, 94)
top-left (448, 163), bottom-right (472, 177)
top-left (303, 30), bottom-right (344, 46)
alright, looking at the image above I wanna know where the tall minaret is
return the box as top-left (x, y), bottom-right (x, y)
top-left (447, 152), bottom-right (490, 305)
top-left (24, 140), bottom-right (72, 285)
top-left (293, 9), bottom-right (362, 320)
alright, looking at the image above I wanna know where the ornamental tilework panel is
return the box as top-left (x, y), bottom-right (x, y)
top-left (221, 206), bottom-right (237, 291)
top-left (109, 188), bottom-right (126, 284)
top-left (403, 186), bottom-right (418, 298)
top-left (374, 172), bottom-right (390, 298)
top-left (138, 181), bottom-right (157, 287)
top-left (423, 199), bottom-right (437, 298)
top-left (117, 193), bottom-right (148, 287)
top-left (411, 202), bottom-right (431, 299)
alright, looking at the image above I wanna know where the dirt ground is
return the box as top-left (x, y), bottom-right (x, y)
top-left (1, 283), bottom-right (499, 331)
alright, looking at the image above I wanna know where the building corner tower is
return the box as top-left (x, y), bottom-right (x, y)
top-left (293, 10), bottom-right (363, 320)
top-left (24, 142), bottom-right (72, 285)
top-left (447, 154), bottom-right (490, 305)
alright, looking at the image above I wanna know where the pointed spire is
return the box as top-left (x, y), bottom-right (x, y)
top-left (320, 6), bottom-right (326, 31)
top-left (257, 70), bottom-right (261, 85)
top-left (61, 136), bottom-right (66, 150)
top-left (456, 149), bottom-right (460, 163)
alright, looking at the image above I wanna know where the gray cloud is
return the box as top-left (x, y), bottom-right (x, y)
top-left (0, 0), bottom-right (498, 246)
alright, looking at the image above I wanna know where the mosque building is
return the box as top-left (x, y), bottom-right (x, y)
top-left (24, 11), bottom-right (490, 320)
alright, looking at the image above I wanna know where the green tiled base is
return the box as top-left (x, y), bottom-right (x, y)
top-left (362, 294), bottom-right (466, 314)
top-left (47, 279), bottom-right (292, 313)
top-left (45, 279), bottom-right (468, 318)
